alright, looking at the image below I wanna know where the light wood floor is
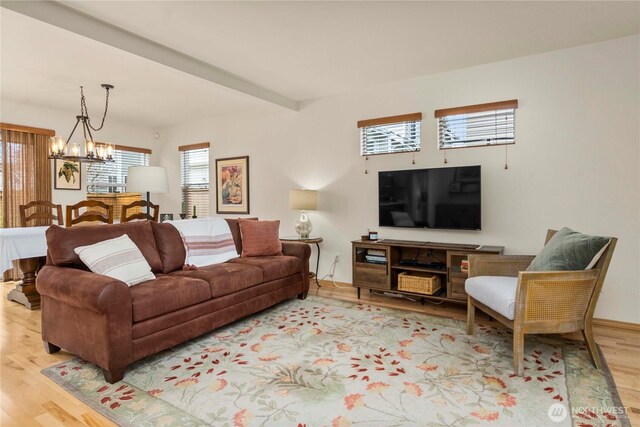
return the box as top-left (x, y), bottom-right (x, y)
top-left (1, 281), bottom-right (638, 426)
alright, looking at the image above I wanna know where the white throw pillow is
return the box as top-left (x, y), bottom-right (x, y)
top-left (74, 234), bottom-right (155, 286)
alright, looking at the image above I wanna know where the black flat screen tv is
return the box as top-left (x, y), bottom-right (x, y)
top-left (379, 165), bottom-right (481, 230)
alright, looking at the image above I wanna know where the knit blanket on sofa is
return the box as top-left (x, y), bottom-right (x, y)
top-left (167, 217), bottom-right (238, 267)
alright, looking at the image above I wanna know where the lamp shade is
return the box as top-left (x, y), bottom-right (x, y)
top-left (127, 166), bottom-right (169, 193)
top-left (289, 189), bottom-right (318, 210)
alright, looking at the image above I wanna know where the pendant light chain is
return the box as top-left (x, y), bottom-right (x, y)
top-left (80, 85), bottom-right (111, 132)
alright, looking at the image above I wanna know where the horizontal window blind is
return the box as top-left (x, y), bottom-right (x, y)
top-left (436, 100), bottom-right (517, 149)
top-left (358, 113), bottom-right (422, 156)
top-left (87, 147), bottom-right (149, 194)
top-left (180, 144), bottom-right (210, 217)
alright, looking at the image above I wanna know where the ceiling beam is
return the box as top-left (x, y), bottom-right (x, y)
top-left (1, 1), bottom-right (299, 111)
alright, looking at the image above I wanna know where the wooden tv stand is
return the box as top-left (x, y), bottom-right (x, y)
top-left (352, 239), bottom-right (503, 305)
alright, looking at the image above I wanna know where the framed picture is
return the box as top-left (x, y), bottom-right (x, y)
top-left (216, 156), bottom-right (250, 214)
top-left (54, 159), bottom-right (81, 190)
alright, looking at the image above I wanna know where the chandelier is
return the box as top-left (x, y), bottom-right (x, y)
top-left (48, 84), bottom-right (115, 163)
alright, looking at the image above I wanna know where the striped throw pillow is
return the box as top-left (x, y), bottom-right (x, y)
top-left (74, 234), bottom-right (156, 286)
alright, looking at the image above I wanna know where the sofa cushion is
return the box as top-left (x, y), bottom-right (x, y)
top-left (527, 227), bottom-right (610, 272)
top-left (150, 221), bottom-right (186, 273)
top-left (239, 219), bottom-right (282, 257)
top-left (171, 263), bottom-right (264, 298)
top-left (465, 276), bottom-right (518, 320)
top-left (130, 275), bottom-right (211, 323)
top-left (46, 222), bottom-right (163, 273)
top-left (74, 234), bottom-right (155, 286)
top-left (225, 217), bottom-right (258, 255)
top-left (230, 255), bottom-right (301, 282)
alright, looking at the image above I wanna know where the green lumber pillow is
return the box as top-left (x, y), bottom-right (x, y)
top-left (527, 227), bottom-right (610, 272)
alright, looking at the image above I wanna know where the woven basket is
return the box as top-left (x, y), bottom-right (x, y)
top-left (398, 272), bottom-right (442, 295)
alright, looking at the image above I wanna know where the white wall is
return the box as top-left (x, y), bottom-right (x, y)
top-left (0, 100), bottom-right (160, 207)
top-left (154, 35), bottom-right (638, 324)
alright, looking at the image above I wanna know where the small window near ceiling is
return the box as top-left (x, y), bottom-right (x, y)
top-left (180, 142), bottom-right (210, 217)
top-left (358, 113), bottom-right (422, 156)
top-left (436, 100), bottom-right (518, 149)
top-left (87, 145), bottom-right (150, 193)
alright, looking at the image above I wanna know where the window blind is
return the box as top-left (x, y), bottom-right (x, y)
top-left (358, 113), bottom-right (422, 156)
top-left (87, 146), bottom-right (150, 193)
top-left (180, 143), bottom-right (210, 217)
top-left (436, 100), bottom-right (517, 149)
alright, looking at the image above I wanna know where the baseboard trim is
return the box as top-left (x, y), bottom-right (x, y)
top-left (593, 318), bottom-right (640, 332)
top-left (316, 282), bottom-right (640, 333)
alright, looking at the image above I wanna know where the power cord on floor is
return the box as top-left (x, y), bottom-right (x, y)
top-left (316, 254), bottom-right (350, 294)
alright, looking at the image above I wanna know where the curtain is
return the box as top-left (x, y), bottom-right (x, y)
top-left (1, 128), bottom-right (52, 280)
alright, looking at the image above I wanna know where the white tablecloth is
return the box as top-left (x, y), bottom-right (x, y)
top-left (0, 226), bottom-right (48, 273)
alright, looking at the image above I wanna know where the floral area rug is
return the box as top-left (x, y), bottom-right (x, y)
top-left (42, 296), bottom-right (628, 427)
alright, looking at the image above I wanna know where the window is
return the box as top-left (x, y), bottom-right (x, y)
top-left (358, 113), bottom-right (422, 156)
top-left (436, 100), bottom-right (518, 149)
top-left (87, 145), bottom-right (150, 193)
top-left (180, 142), bottom-right (210, 217)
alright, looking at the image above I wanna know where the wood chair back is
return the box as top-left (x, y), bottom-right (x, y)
top-left (19, 201), bottom-right (64, 227)
top-left (120, 200), bottom-right (159, 223)
top-left (66, 200), bottom-right (114, 227)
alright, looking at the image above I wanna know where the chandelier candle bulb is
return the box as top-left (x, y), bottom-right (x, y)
top-left (50, 136), bottom-right (66, 156)
top-left (86, 140), bottom-right (94, 156)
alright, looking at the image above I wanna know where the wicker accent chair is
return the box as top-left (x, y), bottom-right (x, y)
top-left (19, 201), bottom-right (64, 227)
top-left (120, 200), bottom-right (159, 222)
top-left (466, 229), bottom-right (617, 376)
top-left (66, 200), bottom-right (114, 227)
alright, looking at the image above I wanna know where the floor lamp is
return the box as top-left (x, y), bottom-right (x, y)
top-left (127, 166), bottom-right (169, 220)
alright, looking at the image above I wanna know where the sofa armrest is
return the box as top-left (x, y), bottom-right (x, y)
top-left (281, 242), bottom-right (311, 293)
top-left (468, 255), bottom-right (535, 278)
top-left (281, 241), bottom-right (311, 263)
top-left (36, 266), bottom-right (131, 314)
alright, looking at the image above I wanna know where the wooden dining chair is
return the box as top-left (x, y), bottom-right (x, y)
top-left (66, 200), bottom-right (114, 227)
top-left (19, 201), bottom-right (64, 227)
top-left (120, 200), bottom-right (159, 222)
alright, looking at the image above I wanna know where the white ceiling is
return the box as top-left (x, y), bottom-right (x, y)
top-left (1, 1), bottom-right (639, 128)
top-left (0, 8), bottom-right (268, 128)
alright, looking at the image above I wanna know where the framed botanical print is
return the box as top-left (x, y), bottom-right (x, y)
top-left (54, 159), bottom-right (81, 190)
top-left (216, 156), bottom-right (249, 214)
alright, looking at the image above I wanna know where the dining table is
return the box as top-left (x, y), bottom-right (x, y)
top-left (0, 226), bottom-right (48, 310)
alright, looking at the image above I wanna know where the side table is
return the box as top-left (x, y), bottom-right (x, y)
top-left (279, 236), bottom-right (323, 287)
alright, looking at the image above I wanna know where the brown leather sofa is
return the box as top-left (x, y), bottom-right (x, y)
top-left (36, 219), bottom-right (310, 383)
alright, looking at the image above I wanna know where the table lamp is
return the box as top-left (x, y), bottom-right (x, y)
top-left (127, 166), bottom-right (169, 220)
top-left (288, 189), bottom-right (318, 238)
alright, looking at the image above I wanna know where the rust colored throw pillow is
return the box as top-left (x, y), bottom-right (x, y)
top-left (239, 219), bottom-right (282, 257)
top-left (225, 217), bottom-right (258, 255)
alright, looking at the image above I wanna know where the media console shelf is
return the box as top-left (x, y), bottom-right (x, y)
top-left (352, 239), bottom-right (503, 305)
